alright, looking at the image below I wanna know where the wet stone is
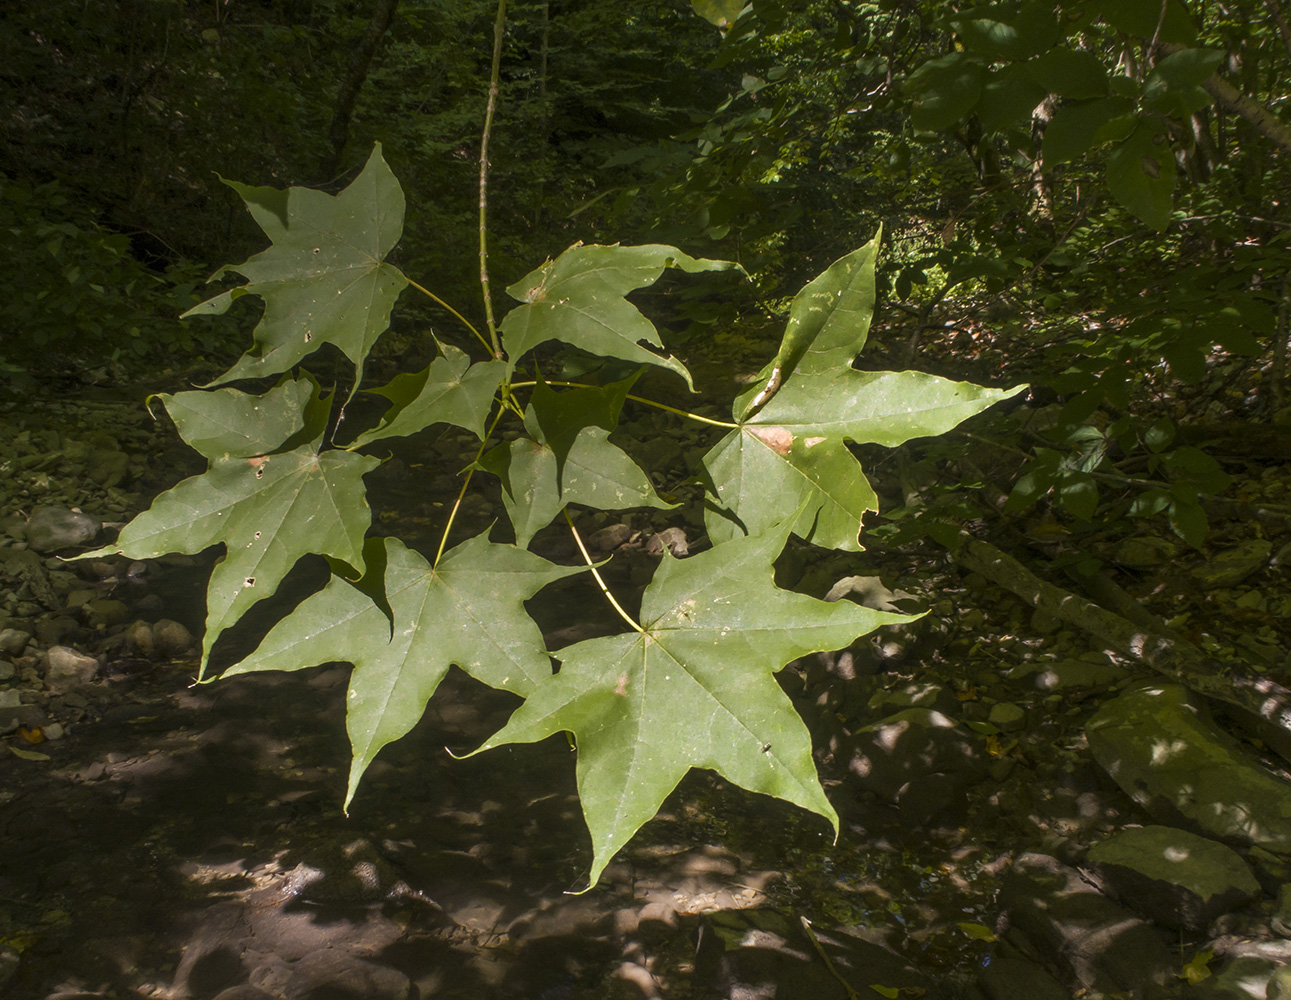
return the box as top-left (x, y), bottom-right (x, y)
top-left (1085, 825), bottom-right (1259, 931)
top-left (24, 506), bottom-right (101, 553)
top-left (0, 628), bottom-right (31, 657)
top-left (1193, 539), bottom-right (1273, 589)
top-left (43, 645), bottom-right (100, 692)
top-left (1087, 682), bottom-right (1291, 852)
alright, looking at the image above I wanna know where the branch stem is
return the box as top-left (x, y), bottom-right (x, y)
top-left (406, 278), bottom-right (493, 355)
top-left (478, 0), bottom-right (507, 358)
top-left (564, 510), bottom-right (644, 634)
top-left (507, 380), bottom-right (740, 429)
top-left (433, 405), bottom-right (508, 569)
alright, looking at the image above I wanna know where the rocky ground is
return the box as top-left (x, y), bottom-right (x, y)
top-left (3, 382), bottom-right (1291, 1000)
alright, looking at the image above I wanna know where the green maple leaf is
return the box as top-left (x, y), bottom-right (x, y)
top-left (500, 243), bottom-right (740, 390)
top-left (225, 534), bottom-right (586, 809)
top-left (158, 376), bottom-right (320, 460)
top-left (479, 377), bottom-right (673, 547)
top-left (80, 377), bottom-right (377, 674)
top-left (185, 144), bottom-right (409, 389)
top-left (350, 343), bottom-right (506, 446)
top-left (705, 238), bottom-right (1026, 550)
top-left (471, 516), bottom-right (913, 887)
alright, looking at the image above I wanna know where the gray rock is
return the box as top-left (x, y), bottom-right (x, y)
top-left (1274, 883), bottom-right (1291, 937)
top-left (1188, 956), bottom-right (1281, 999)
top-left (0, 659), bottom-right (14, 681)
top-left (1000, 853), bottom-right (1175, 994)
top-left (1087, 683), bottom-right (1291, 851)
top-left (0, 628), bottom-right (31, 657)
top-left (589, 523), bottom-right (633, 554)
top-left (0, 703), bottom-right (46, 734)
top-left (35, 615), bottom-right (81, 647)
top-left (24, 507), bottom-right (100, 553)
top-left (1193, 539), bottom-right (1273, 589)
top-left (153, 619), bottom-right (195, 657)
top-left (0, 947), bottom-right (18, 992)
top-left (43, 645), bottom-right (100, 691)
top-left (1085, 826), bottom-right (1259, 931)
top-left (211, 988), bottom-right (276, 1000)
top-left (1114, 535), bottom-right (1179, 567)
top-left (979, 954), bottom-right (1069, 1000)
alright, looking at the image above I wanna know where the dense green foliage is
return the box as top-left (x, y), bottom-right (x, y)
top-left (9, 0), bottom-right (1290, 883)
top-left (80, 144), bottom-right (1020, 884)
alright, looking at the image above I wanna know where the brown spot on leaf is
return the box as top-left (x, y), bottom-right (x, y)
top-left (750, 426), bottom-right (793, 456)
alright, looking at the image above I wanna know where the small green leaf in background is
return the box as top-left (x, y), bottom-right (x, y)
top-left (500, 243), bottom-right (740, 391)
top-left (1106, 119), bottom-right (1176, 231)
top-left (185, 144), bottom-right (409, 390)
top-left (472, 516), bottom-right (914, 888)
top-left (227, 534), bottom-right (586, 810)
top-left (956, 921), bottom-right (997, 942)
top-left (351, 343), bottom-right (506, 446)
top-left (1178, 948), bottom-right (1214, 985)
top-left (691, 0), bottom-right (743, 29)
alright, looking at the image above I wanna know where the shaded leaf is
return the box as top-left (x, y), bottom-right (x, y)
top-left (904, 53), bottom-right (985, 130)
top-left (1043, 96), bottom-right (1134, 167)
top-left (978, 63), bottom-right (1048, 132)
top-left (158, 376), bottom-right (316, 460)
top-left (1027, 48), bottom-right (1108, 99)
top-left (227, 534), bottom-right (587, 809)
top-left (500, 243), bottom-right (739, 390)
top-left (186, 144), bottom-right (409, 389)
top-left (472, 516), bottom-right (913, 887)
top-left (1144, 48), bottom-right (1222, 117)
top-left (1096, 0), bottom-right (1197, 45)
top-left (1106, 119), bottom-right (1176, 230)
top-left (351, 343), bottom-right (505, 446)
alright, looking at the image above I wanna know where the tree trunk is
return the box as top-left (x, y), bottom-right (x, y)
top-left (322, 0), bottom-right (400, 183)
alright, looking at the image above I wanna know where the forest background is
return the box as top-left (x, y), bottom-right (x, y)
top-left (2, 0), bottom-right (1291, 993)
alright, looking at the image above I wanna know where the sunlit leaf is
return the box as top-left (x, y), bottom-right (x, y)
top-left (79, 379), bottom-right (377, 674)
top-left (472, 516), bottom-right (912, 887)
top-left (351, 343), bottom-right (505, 446)
top-left (500, 243), bottom-right (740, 390)
top-left (186, 144), bottom-right (409, 389)
top-left (227, 534), bottom-right (586, 809)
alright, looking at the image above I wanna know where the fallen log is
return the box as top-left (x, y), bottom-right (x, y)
top-left (949, 534), bottom-right (1291, 765)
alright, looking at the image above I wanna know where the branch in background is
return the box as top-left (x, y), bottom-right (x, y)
top-left (322, 0), bottom-right (400, 183)
top-left (1160, 41), bottom-right (1291, 157)
top-left (947, 533), bottom-right (1291, 764)
top-left (478, 0), bottom-right (507, 356)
